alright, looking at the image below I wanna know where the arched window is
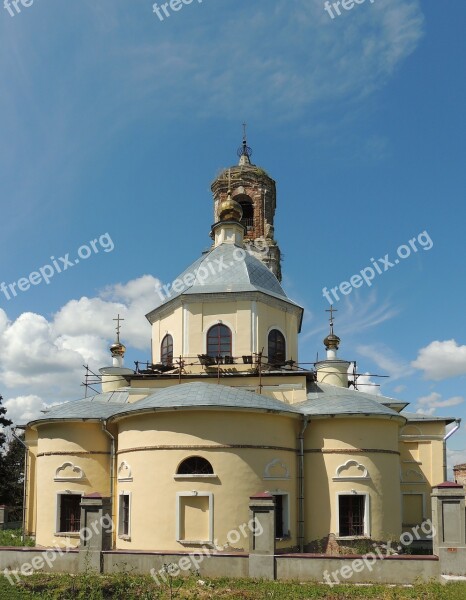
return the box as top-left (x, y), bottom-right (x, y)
top-left (177, 456), bottom-right (214, 475)
top-left (161, 334), bottom-right (173, 366)
top-left (268, 329), bottom-right (286, 365)
top-left (237, 195), bottom-right (254, 231)
top-left (207, 324), bottom-right (232, 358)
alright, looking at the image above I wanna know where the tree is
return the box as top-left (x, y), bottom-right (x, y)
top-left (0, 433), bottom-right (25, 507)
top-left (0, 394), bottom-right (12, 449)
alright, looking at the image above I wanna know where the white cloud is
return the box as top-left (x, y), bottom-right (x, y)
top-left (0, 275), bottom-right (161, 425)
top-left (415, 392), bottom-right (464, 416)
top-left (3, 395), bottom-right (48, 425)
top-left (412, 340), bottom-right (466, 381)
top-left (356, 343), bottom-right (413, 380)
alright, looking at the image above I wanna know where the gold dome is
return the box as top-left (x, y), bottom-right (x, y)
top-left (110, 341), bottom-right (126, 357)
top-left (323, 333), bottom-right (340, 351)
top-left (218, 192), bottom-right (243, 222)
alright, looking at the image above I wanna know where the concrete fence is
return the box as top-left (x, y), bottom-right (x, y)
top-left (1, 486), bottom-right (466, 584)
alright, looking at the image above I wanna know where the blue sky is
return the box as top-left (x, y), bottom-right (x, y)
top-left (1, 0), bottom-right (465, 469)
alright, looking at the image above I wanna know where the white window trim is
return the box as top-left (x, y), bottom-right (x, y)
top-left (174, 474), bottom-right (218, 480)
top-left (401, 492), bottom-right (426, 529)
top-left (270, 491), bottom-right (290, 539)
top-left (332, 460), bottom-right (370, 482)
top-left (336, 491), bottom-right (371, 539)
top-left (176, 491), bottom-right (214, 545)
top-left (55, 491), bottom-right (83, 537)
top-left (118, 490), bottom-right (132, 540)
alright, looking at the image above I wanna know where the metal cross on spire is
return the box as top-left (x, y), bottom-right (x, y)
top-left (325, 305), bottom-right (338, 334)
top-left (237, 122), bottom-right (252, 162)
top-left (113, 314), bottom-right (125, 343)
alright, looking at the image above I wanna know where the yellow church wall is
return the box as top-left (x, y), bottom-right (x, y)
top-left (151, 306), bottom-right (184, 362)
top-left (304, 418), bottom-right (402, 542)
top-left (33, 422), bottom-right (111, 548)
top-left (24, 428), bottom-right (38, 537)
top-left (127, 374), bottom-right (308, 404)
top-left (114, 410), bottom-right (299, 551)
top-left (150, 297), bottom-right (299, 371)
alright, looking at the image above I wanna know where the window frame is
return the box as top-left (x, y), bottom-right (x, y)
top-left (55, 492), bottom-right (83, 536)
top-left (118, 491), bottom-right (132, 540)
top-left (267, 328), bottom-right (286, 365)
top-left (176, 491), bottom-right (214, 545)
top-left (161, 333), bottom-right (174, 367)
top-left (271, 492), bottom-right (290, 539)
top-left (206, 323), bottom-right (232, 358)
top-left (336, 492), bottom-right (370, 539)
top-left (174, 456), bottom-right (217, 479)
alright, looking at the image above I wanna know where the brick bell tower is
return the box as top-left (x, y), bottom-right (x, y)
top-left (210, 129), bottom-right (282, 281)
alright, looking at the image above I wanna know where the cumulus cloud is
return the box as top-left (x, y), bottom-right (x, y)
top-left (356, 343), bottom-right (413, 380)
top-left (415, 392), bottom-right (464, 416)
top-left (0, 275), bottom-right (160, 425)
top-left (412, 340), bottom-right (466, 381)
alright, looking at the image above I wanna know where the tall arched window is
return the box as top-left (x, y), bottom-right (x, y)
top-left (207, 324), bottom-right (232, 358)
top-left (177, 456), bottom-right (214, 475)
top-left (161, 334), bottom-right (173, 366)
top-left (268, 329), bottom-right (286, 365)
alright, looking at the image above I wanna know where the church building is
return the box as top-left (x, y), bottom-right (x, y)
top-left (21, 138), bottom-right (460, 554)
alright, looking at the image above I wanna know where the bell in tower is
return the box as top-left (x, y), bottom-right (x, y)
top-left (210, 127), bottom-right (282, 281)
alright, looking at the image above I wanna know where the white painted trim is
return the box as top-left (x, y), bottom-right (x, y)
top-left (263, 458), bottom-right (290, 481)
top-left (336, 491), bottom-right (371, 538)
top-left (251, 300), bottom-right (257, 354)
top-left (117, 460), bottom-right (133, 482)
top-left (55, 491), bottom-right (84, 534)
top-left (176, 491), bottom-right (214, 544)
top-left (118, 490), bottom-right (132, 539)
top-left (182, 306), bottom-right (188, 356)
top-left (174, 474), bottom-right (218, 480)
top-left (332, 460), bottom-right (370, 482)
top-left (54, 462), bottom-right (85, 482)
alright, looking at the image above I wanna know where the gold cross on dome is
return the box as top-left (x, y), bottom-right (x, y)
top-left (325, 305), bottom-right (337, 332)
top-left (113, 314), bottom-right (125, 342)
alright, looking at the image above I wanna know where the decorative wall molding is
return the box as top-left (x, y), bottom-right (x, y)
top-left (118, 461), bottom-right (133, 482)
top-left (332, 460), bottom-right (370, 482)
top-left (401, 468), bottom-right (426, 484)
top-left (54, 462), bottom-right (85, 482)
top-left (263, 458), bottom-right (290, 480)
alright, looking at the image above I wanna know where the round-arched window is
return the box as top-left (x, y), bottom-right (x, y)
top-left (207, 324), bottom-right (232, 358)
top-left (177, 456), bottom-right (214, 475)
top-left (161, 334), bottom-right (173, 366)
top-left (268, 329), bottom-right (286, 365)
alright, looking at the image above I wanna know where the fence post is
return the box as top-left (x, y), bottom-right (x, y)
top-left (0, 506), bottom-right (8, 531)
top-left (431, 482), bottom-right (466, 577)
top-left (248, 492), bottom-right (276, 580)
top-left (78, 493), bottom-right (112, 573)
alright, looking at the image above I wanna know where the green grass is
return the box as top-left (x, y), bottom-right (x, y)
top-left (1, 574), bottom-right (465, 600)
top-left (0, 529), bottom-right (35, 548)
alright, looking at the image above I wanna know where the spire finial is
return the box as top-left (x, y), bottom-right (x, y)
top-left (323, 305), bottom-right (340, 353)
top-left (237, 123), bottom-right (252, 165)
top-left (113, 313), bottom-right (124, 343)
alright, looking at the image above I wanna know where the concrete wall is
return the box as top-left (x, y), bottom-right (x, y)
top-left (275, 555), bottom-right (439, 584)
top-left (0, 547), bottom-right (79, 576)
top-left (0, 547), bottom-right (439, 584)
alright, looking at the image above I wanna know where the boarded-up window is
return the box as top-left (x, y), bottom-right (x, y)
top-left (179, 496), bottom-right (210, 542)
top-left (403, 494), bottom-right (423, 526)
